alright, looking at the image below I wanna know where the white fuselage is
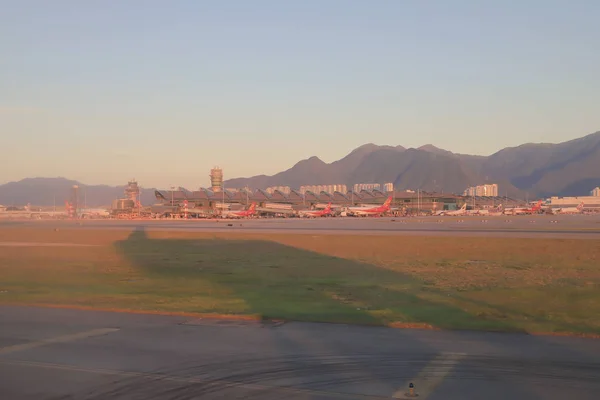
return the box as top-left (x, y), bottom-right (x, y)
top-left (552, 207), bottom-right (583, 214)
top-left (437, 205), bottom-right (467, 216)
top-left (221, 211), bottom-right (249, 219)
top-left (298, 210), bottom-right (329, 217)
top-left (348, 208), bottom-right (384, 216)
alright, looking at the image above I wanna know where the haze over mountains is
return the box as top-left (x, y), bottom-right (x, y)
top-left (2, 132), bottom-right (600, 206)
top-left (0, 178), bottom-right (156, 208)
top-left (225, 131), bottom-right (600, 198)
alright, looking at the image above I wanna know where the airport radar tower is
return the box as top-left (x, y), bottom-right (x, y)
top-left (210, 167), bottom-right (223, 192)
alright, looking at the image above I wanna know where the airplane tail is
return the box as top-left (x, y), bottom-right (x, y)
top-left (325, 202), bottom-right (331, 211)
top-left (248, 202), bottom-right (257, 212)
top-left (383, 196), bottom-right (392, 207)
top-left (460, 203), bottom-right (467, 210)
top-left (577, 202), bottom-right (584, 210)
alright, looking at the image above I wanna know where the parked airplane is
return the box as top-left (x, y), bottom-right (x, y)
top-left (436, 203), bottom-right (467, 216)
top-left (469, 204), bottom-right (503, 216)
top-left (487, 204), bottom-right (504, 215)
top-left (348, 196), bottom-right (392, 216)
top-left (221, 203), bottom-right (257, 218)
top-left (504, 200), bottom-right (543, 215)
top-left (552, 202), bottom-right (584, 214)
top-left (298, 203), bottom-right (332, 218)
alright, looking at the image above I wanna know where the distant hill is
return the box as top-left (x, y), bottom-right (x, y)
top-left (0, 178), bottom-right (156, 207)
top-left (481, 132), bottom-right (600, 197)
top-left (4, 132), bottom-right (600, 205)
top-left (225, 131), bottom-right (600, 197)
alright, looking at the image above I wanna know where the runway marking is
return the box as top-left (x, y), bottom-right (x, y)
top-left (392, 351), bottom-right (466, 399)
top-left (0, 359), bottom-right (387, 399)
top-left (0, 328), bottom-right (119, 355)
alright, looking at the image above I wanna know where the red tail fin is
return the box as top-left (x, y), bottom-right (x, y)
top-left (384, 196), bottom-right (392, 207)
top-left (248, 203), bottom-right (256, 212)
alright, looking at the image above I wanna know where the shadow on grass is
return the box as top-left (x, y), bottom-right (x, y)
top-left (114, 229), bottom-right (524, 332)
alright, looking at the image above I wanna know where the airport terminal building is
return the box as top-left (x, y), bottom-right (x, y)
top-left (151, 187), bottom-right (517, 217)
top-left (546, 196), bottom-right (600, 212)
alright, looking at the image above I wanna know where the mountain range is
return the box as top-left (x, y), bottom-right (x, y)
top-left (225, 131), bottom-right (600, 198)
top-left (2, 132), bottom-right (600, 206)
top-left (0, 178), bottom-right (157, 208)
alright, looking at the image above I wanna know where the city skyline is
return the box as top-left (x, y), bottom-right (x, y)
top-left (2, 1), bottom-right (600, 189)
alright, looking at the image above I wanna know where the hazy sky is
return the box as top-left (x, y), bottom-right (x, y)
top-left (2, 1), bottom-right (599, 189)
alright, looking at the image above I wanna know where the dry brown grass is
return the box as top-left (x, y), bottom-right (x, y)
top-left (267, 235), bottom-right (600, 290)
top-left (1, 226), bottom-right (599, 334)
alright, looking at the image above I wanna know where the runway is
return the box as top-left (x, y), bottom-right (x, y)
top-left (1, 306), bottom-right (599, 399)
top-left (6, 214), bottom-right (600, 238)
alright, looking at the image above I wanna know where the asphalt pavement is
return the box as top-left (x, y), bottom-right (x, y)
top-left (1, 306), bottom-right (600, 399)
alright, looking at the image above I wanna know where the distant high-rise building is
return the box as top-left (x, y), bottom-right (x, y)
top-left (210, 167), bottom-right (223, 192)
top-left (383, 182), bottom-right (394, 193)
top-left (464, 183), bottom-right (498, 197)
top-left (299, 184), bottom-right (347, 194)
top-left (591, 187), bottom-right (600, 197)
top-left (265, 186), bottom-right (291, 195)
top-left (353, 183), bottom-right (381, 192)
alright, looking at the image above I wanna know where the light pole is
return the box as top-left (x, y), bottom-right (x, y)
top-left (170, 186), bottom-right (175, 218)
top-left (221, 185), bottom-right (225, 212)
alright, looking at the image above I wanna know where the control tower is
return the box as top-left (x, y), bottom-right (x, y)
top-left (125, 179), bottom-right (140, 202)
top-left (210, 167), bottom-right (223, 193)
